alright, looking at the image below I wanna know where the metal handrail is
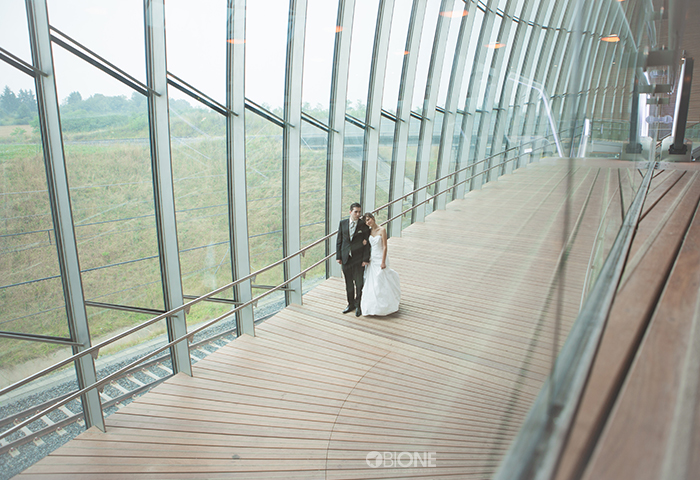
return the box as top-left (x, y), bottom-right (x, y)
top-left (0, 133), bottom-right (563, 441)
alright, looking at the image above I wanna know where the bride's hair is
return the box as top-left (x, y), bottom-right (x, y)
top-left (363, 212), bottom-right (375, 222)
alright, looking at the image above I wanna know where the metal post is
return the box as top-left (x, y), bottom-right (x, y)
top-left (412, 0), bottom-right (455, 224)
top-left (226, 0), bottom-right (255, 335)
top-left (144, 0), bottom-right (192, 373)
top-left (361, 0), bottom-right (395, 213)
top-left (387, 0), bottom-right (426, 237)
top-left (327, 0), bottom-right (356, 278)
top-left (669, 57), bottom-right (693, 155)
top-left (283, 0), bottom-right (307, 305)
top-left (26, 0), bottom-right (105, 431)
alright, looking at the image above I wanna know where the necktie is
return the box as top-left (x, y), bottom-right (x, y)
top-left (350, 221), bottom-right (356, 239)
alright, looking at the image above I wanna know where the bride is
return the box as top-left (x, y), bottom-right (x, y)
top-left (360, 212), bottom-right (401, 316)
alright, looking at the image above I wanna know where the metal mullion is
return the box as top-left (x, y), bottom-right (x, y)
top-left (500, 0), bottom-right (552, 174)
top-left (227, 0), bottom-right (255, 336)
top-left (453, 0), bottom-right (498, 198)
top-left (555, 0), bottom-right (600, 145)
top-left (473, 0), bottom-right (520, 185)
top-left (26, 0), bottom-right (106, 432)
top-left (607, 38), bottom-right (631, 134)
top-left (387, 0), bottom-right (427, 238)
top-left (412, 0), bottom-right (456, 224)
top-left (361, 0), bottom-right (395, 213)
top-left (544, 2), bottom-right (577, 137)
top-left (434, 1), bottom-right (473, 211)
top-left (490, 0), bottom-right (538, 177)
top-left (326, 0), bottom-right (356, 278)
top-left (282, 0), bottom-right (306, 306)
top-left (144, 0), bottom-right (192, 376)
top-left (520, 0), bottom-right (576, 161)
top-left (574, 1), bottom-right (615, 145)
top-left (588, 14), bottom-right (624, 133)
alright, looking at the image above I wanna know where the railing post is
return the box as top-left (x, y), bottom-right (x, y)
top-left (26, 0), bottom-right (106, 431)
top-left (144, 0), bottom-right (192, 372)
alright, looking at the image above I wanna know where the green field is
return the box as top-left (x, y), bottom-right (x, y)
top-left (0, 96), bottom-right (338, 371)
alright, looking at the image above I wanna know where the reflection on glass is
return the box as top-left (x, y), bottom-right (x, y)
top-left (303, 0), bottom-right (339, 122)
top-left (245, 110), bottom-right (285, 310)
top-left (165, 0), bottom-right (227, 105)
top-left (52, 50), bottom-right (164, 342)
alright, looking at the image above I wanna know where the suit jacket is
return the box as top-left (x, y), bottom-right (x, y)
top-left (336, 218), bottom-right (371, 266)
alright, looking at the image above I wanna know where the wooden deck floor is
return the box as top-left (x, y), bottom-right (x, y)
top-left (17, 159), bottom-right (692, 479)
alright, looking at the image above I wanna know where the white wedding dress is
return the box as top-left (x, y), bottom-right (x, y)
top-left (361, 234), bottom-right (401, 316)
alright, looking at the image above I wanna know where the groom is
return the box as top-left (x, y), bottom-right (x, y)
top-left (336, 202), bottom-right (370, 316)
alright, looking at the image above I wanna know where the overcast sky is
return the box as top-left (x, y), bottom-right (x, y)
top-left (1, 0), bottom-right (466, 111)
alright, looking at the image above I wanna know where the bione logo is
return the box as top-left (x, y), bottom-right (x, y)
top-left (365, 451), bottom-right (437, 468)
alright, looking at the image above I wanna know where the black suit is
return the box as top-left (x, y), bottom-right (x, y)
top-left (336, 218), bottom-right (371, 308)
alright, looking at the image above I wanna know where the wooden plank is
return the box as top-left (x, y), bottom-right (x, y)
top-left (582, 176), bottom-right (700, 480)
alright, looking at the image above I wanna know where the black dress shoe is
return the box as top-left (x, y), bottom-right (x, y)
top-left (355, 307), bottom-right (362, 317)
top-left (342, 305), bottom-right (355, 314)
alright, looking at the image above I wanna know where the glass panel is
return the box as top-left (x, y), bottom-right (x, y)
top-left (376, 116), bottom-right (395, 219)
top-left (303, 0), bottom-right (339, 123)
top-left (52, 50), bottom-right (164, 332)
top-left (458, 8), bottom-right (485, 108)
top-left (411, 0), bottom-right (442, 112)
top-left (476, 17), bottom-right (503, 111)
top-left (382, 1), bottom-right (412, 114)
top-left (169, 97), bottom-right (232, 326)
top-left (424, 110), bottom-right (443, 215)
top-left (246, 0), bottom-right (288, 111)
top-left (346, 0), bottom-right (380, 111)
top-left (47, 0), bottom-right (146, 85)
top-left (0, 0), bottom-right (32, 63)
top-left (436, 7), bottom-right (465, 108)
top-left (165, 0), bottom-right (227, 105)
top-left (0, 75), bottom-right (69, 374)
top-left (245, 111), bottom-right (285, 311)
top-left (300, 122), bottom-right (328, 285)
top-left (342, 121), bottom-right (363, 210)
top-left (402, 116), bottom-right (420, 229)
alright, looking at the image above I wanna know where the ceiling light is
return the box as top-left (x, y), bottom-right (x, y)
top-left (601, 35), bottom-right (620, 42)
top-left (440, 10), bottom-right (468, 17)
top-left (485, 43), bottom-right (506, 49)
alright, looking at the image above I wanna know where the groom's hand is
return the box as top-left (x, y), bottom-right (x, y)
top-left (362, 262), bottom-right (369, 267)
top-left (337, 259), bottom-right (342, 264)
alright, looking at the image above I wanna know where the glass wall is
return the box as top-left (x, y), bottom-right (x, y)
top-left (0, 0), bottom-right (664, 476)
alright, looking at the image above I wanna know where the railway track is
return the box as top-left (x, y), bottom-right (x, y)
top-left (0, 323), bottom-right (243, 467)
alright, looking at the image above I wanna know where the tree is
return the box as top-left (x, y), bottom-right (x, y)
top-left (65, 91), bottom-right (83, 106)
top-left (1, 86), bottom-right (19, 116)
